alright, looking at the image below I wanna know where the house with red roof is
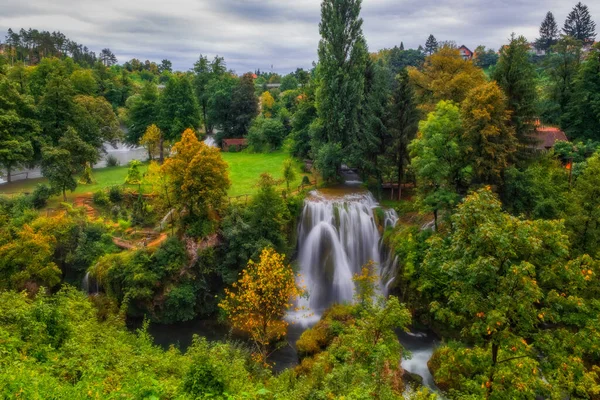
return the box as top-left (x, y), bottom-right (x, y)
top-left (222, 138), bottom-right (247, 152)
top-left (531, 122), bottom-right (568, 151)
top-left (459, 45), bottom-right (473, 61)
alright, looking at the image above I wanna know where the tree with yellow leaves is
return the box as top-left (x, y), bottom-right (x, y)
top-left (162, 129), bottom-right (230, 219)
top-left (139, 124), bottom-right (162, 161)
top-left (219, 248), bottom-right (304, 364)
top-left (408, 45), bottom-right (486, 113)
top-left (260, 91), bottom-right (275, 118)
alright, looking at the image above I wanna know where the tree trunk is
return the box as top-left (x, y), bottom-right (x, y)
top-left (433, 209), bottom-right (438, 231)
top-left (486, 343), bottom-right (499, 399)
top-left (397, 157), bottom-right (404, 201)
top-left (159, 134), bottom-right (164, 164)
top-left (6, 167), bottom-right (11, 183)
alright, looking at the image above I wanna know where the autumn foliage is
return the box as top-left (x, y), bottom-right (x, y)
top-left (162, 129), bottom-right (230, 217)
top-left (219, 248), bottom-right (304, 363)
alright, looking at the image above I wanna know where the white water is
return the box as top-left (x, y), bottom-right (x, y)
top-left (204, 135), bottom-right (217, 148)
top-left (293, 189), bottom-right (398, 324)
top-left (82, 271), bottom-right (99, 295)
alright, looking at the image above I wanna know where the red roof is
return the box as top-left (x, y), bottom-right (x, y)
top-left (533, 126), bottom-right (568, 150)
top-left (223, 139), bottom-right (247, 146)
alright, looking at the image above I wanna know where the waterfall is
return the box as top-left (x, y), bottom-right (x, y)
top-left (82, 271), bottom-right (99, 295)
top-left (293, 189), bottom-right (398, 324)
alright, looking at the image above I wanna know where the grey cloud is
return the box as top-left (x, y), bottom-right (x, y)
top-left (0, 0), bottom-right (596, 73)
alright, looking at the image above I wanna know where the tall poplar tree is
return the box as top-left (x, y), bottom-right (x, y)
top-left (492, 35), bottom-right (537, 154)
top-left (563, 2), bottom-right (597, 44)
top-left (314, 0), bottom-right (368, 174)
top-left (535, 11), bottom-right (559, 52)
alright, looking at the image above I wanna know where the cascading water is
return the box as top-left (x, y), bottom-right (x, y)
top-left (293, 188), bottom-right (398, 324)
top-left (82, 271), bottom-right (99, 295)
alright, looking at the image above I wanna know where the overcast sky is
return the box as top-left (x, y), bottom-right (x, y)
top-left (0, 0), bottom-right (595, 74)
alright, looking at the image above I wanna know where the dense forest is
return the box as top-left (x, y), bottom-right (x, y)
top-left (1, 0), bottom-right (600, 398)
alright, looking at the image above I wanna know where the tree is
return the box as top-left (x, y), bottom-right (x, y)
top-left (408, 46), bottom-right (486, 112)
top-left (542, 36), bottom-right (582, 125)
top-left (473, 46), bottom-right (499, 69)
top-left (219, 248), bottom-right (304, 363)
top-left (314, 0), bottom-right (368, 173)
top-left (409, 101), bottom-right (470, 229)
top-left (0, 76), bottom-right (38, 182)
top-left (460, 81), bottom-right (517, 184)
top-left (73, 95), bottom-right (121, 149)
top-left (159, 59), bottom-right (172, 73)
top-left (158, 74), bottom-right (200, 161)
top-left (566, 152), bottom-right (600, 256)
top-left (386, 69), bottom-right (419, 199)
top-left (41, 128), bottom-right (97, 201)
top-left (70, 69), bottom-right (98, 95)
top-left (536, 11), bottom-right (559, 52)
top-left (0, 225), bottom-right (61, 291)
top-left (140, 124), bottom-right (161, 160)
top-left (38, 74), bottom-right (75, 144)
top-left (280, 74), bottom-right (299, 92)
top-left (425, 34), bottom-right (438, 55)
top-left (563, 44), bottom-right (600, 141)
top-left (99, 48), bottom-right (117, 66)
top-left (227, 73), bottom-right (258, 137)
top-left (387, 47), bottom-right (425, 75)
top-left (282, 159), bottom-right (296, 191)
top-left (260, 91), bottom-right (275, 118)
top-left (162, 129), bottom-right (230, 219)
top-left (563, 2), bottom-right (597, 44)
top-left (193, 55), bottom-right (227, 134)
top-left (492, 34), bottom-right (538, 152)
top-left (422, 188), bottom-right (569, 399)
top-left (126, 82), bottom-right (159, 146)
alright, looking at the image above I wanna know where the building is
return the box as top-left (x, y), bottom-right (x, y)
top-left (458, 45), bottom-right (474, 61)
top-left (528, 43), bottom-right (546, 57)
top-left (532, 123), bottom-right (568, 151)
top-left (222, 138), bottom-right (247, 152)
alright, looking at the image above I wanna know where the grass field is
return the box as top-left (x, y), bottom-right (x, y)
top-left (0, 151), bottom-right (307, 199)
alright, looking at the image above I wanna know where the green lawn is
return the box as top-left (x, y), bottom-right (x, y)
top-left (0, 152), bottom-right (307, 199)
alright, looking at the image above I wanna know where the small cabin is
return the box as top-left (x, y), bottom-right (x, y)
top-left (459, 45), bottom-right (474, 61)
top-left (532, 125), bottom-right (568, 151)
top-left (222, 138), bottom-right (247, 152)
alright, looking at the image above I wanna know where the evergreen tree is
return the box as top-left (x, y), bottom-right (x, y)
top-left (38, 74), bottom-right (76, 145)
top-left (314, 0), bottom-right (368, 174)
top-left (563, 44), bottom-right (600, 140)
top-left (227, 73), bottom-right (258, 138)
top-left (385, 69), bottom-right (419, 199)
top-left (399, 42), bottom-right (405, 51)
top-left (542, 36), bottom-right (582, 125)
top-left (425, 35), bottom-right (439, 55)
top-left (536, 11), bottom-right (559, 52)
top-left (158, 74), bottom-right (200, 161)
top-left (126, 82), bottom-right (159, 145)
top-left (563, 2), bottom-right (597, 44)
top-left (0, 76), bottom-right (38, 182)
top-left (492, 34), bottom-right (538, 154)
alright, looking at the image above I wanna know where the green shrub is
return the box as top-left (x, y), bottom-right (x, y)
top-left (125, 160), bottom-right (143, 185)
top-left (301, 175), bottom-right (311, 186)
top-left (31, 184), bottom-right (52, 209)
top-left (108, 186), bottom-right (124, 203)
top-left (106, 155), bottom-right (120, 167)
top-left (92, 190), bottom-right (109, 206)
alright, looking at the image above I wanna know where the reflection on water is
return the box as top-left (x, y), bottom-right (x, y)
top-left (127, 318), bottom-right (303, 373)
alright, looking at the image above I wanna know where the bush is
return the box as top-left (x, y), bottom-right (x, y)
top-left (106, 155), bottom-right (120, 167)
top-left (125, 160), bottom-right (143, 185)
top-left (247, 116), bottom-right (286, 152)
top-left (30, 184), bottom-right (52, 209)
top-left (108, 186), bottom-right (124, 203)
top-left (301, 175), bottom-right (311, 186)
top-left (92, 190), bottom-right (110, 206)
